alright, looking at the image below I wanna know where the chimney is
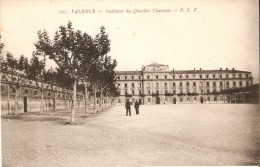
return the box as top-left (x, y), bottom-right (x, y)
top-left (200, 68), bottom-right (202, 71)
top-left (232, 68), bottom-right (235, 71)
top-left (173, 68), bottom-right (175, 73)
top-left (220, 68), bottom-right (222, 71)
top-left (226, 68), bottom-right (228, 71)
top-left (194, 68), bottom-right (195, 71)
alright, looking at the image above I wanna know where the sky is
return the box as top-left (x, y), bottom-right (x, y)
top-left (0, 0), bottom-right (259, 83)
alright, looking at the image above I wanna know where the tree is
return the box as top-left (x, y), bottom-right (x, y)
top-left (1, 53), bottom-right (29, 116)
top-left (80, 26), bottom-right (112, 114)
top-left (34, 21), bottom-right (97, 123)
top-left (27, 55), bottom-right (46, 113)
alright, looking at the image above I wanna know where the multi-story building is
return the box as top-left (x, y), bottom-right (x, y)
top-left (115, 63), bottom-right (253, 105)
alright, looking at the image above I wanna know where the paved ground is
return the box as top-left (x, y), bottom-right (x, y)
top-left (2, 104), bottom-right (260, 166)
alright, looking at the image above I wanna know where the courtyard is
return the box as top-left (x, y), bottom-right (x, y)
top-left (2, 104), bottom-right (260, 166)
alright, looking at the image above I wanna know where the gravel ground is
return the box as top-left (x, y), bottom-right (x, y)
top-left (2, 104), bottom-right (260, 166)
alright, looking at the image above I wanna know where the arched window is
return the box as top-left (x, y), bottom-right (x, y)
top-left (24, 89), bottom-right (29, 94)
top-left (1, 86), bottom-right (5, 94)
top-left (33, 91), bottom-right (38, 95)
top-left (1, 75), bottom-right (6, 80)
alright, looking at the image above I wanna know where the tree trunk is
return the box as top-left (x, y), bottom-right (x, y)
top-left (7, 85), bottom-right (10, 115)
top-left (14, 88), bottom-right (19, 116)
top-left (40, 90), bottom-right (44, 114)
top-left (71, 80), bottom-right (77, 123)
top-left (101, 90), bottom-right (103, 111)
top-left (64, 91), bottom-right (67, 109)
top-left (53, 92), bottom-right (56, 112)
top-left (84, 84), bottom-right (88, 117)
top-left (94, 90), bottom-right (97, 114)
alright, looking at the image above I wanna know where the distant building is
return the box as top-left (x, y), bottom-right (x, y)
top-left (115, 63), bottom-right (254, 105)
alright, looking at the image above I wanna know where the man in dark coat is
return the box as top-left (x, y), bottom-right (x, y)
top-left (134, 100), bottom-right (140, 115)
top-left (125, 99), bottom-right (132, 116)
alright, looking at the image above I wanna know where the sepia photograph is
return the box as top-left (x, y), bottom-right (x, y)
top-left (0, 0), bottom-right (259, 166)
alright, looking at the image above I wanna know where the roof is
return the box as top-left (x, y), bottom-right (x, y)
top-left (173, 69), bottom-right (251, 74)
top-left (145, 63), bottom-right (166, 67)
top-left (116, 69), bottom-right (251, 75)
top-left (116, 71), bottom-right (142, 75)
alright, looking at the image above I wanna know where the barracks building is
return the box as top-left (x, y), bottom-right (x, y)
top-left (115, 63), bottom-right (254, 105)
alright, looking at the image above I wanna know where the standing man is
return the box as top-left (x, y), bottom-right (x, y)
top-left (134, 99), bottom-right (140, 115)
top-left (125, 99), bottom-right (132, 116)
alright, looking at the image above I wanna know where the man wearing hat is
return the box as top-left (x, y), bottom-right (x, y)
top-left (125, 99), bottom-right (132, 116)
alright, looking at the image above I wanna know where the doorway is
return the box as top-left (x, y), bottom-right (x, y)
top-left (173, 98), bottom-right (176, 104)
top-left (156, 96), bottom-right (160, 104)
top-left (200, 97), bottom-right (204, 103)
top-left (24, 97), bottom-right (28, 112)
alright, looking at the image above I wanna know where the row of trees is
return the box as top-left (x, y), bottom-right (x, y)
top-left (0, 21), bottom-right (118, 123)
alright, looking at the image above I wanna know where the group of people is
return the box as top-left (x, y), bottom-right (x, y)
top-left (125, 99), bottom-right (140, 116)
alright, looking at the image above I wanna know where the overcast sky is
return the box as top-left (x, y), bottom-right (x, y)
top-left (1, 0), bottom-right (259, 83)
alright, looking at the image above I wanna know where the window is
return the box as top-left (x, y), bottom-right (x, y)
top-left (125, 83), bottom-right (127, 88)
top-left (180, 97), bottom-right (183, 102)
top-left (180, 82), bottom-right (182, 86)
top-left (173, 90), bottom-right (176, 94)
top-left (29, 81), bottom-right (32, 85)
top-left (165, 90), bottom-right (167, 94)
top-left (24, 89), bottom-right (29, 94)
top-left (164, 82), bottom-right (167, 87)
top-left (125, 76), bottom-right (127, 79)
top-left (206, 75), bottom-right (209, 79)
top-left (220, 82), bottom-right (223, 86)
top-left (125, 90), bottom-right (127, 95)
top-left (207, 90), bottom-right (210, 93)
top-left (173, 75), bottom-right (175, 79)
top-left (132, 90), bottom-right (134, 95)
top-left (139, 83), bottom-right (141, 87)
top-left (131, 83), bottom-right (134, 88)
top-left (180, 75), bottom-right (182, 79)
top-left (238, 74), bottom-right (242, 78)
top-left (118, 98), bottom-right (121, 103)
top-left (156, 83), bottom-right (159, 88)
top-left (193, 82), bottom-right (196, 86)
top-left (220, 75), bottom-right (222, 79)
top-left (173, 83), bottom-right (175, 86)
top-left (246, 81), bottom-right (249, 86)
top-left (246, 74), bottom-right (248, 78)
top-left (156, 75), bottom-right (159, 79)
top-left (206, 82), bottom-right (209, 86)
top-left (200, 75), bottom-right (202, 79)
top-left (148, 90), bottom-right (151, 95)
top-left (213, 74), bottom-right (215, 78)
top-left (186, 82), bottom-right (189, 86)
top-left (132, 76), bottom-right (134, 79)
top-left (156, 90), bottom-right (159, 94)
top-left (226, 82), bottom-right (229, 86)
top-left (186, 75), bottom-right (188, 79)
top-left (148, 98), bottom-right (151, 102)
top-left (226, 74), bottom-right (229, 78)
top-left (139, 76), bottom-right (141, 79)
top-left (33, 91), bottom-right (38, 95)
top-left (213, 82), bottom-right (216, 86)
top-left (233, 81), bottom-right (236, 86)
top-left (139, 90), bottom-right (141, 95)
top-left (1, 75), bottom-right (6, 80)
top-left (165, 75), bottom-right (167, 79)
top-left (239, 81), bottom-right (242, 86)
top-left (147, 75), bottom-right (150, 79)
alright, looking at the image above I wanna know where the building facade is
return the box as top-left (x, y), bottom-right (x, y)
top-left (115, 63), bottom-right (253, 105)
